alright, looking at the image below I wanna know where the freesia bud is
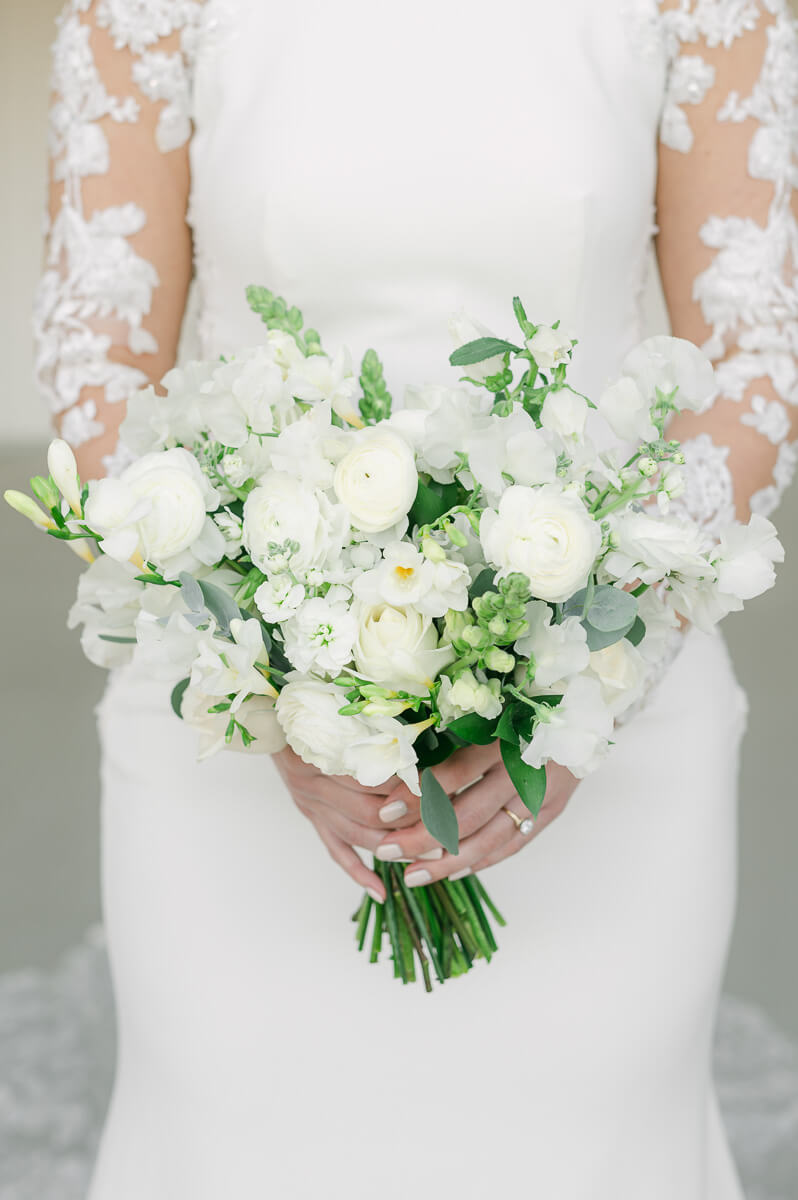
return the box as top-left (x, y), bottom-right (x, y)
top-left (421, 536), bottom-right (446, 563)
top-left (66, 538), bottom-right (96, 564)
top-left (362, 697), bottom-right (409, 718)
top-left (3, 489), bottom-right (54, 529)
top-left (29, 474), bottom-right (60, 510)
top-left (47, 439), bottom-right (83, 515)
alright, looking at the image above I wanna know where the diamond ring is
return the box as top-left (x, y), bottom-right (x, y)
top-left (503, 807), bottom-right (535, 837)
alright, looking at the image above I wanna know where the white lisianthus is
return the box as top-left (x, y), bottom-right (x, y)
top-left (603, 510), bottom-right (712, 586)
top-left (287, 347), bottom-right (361, 426)
top-left (333, 428), bottom-right (418, 533)
top-left (353, 542), bottom-right (470, 617)
top-left (84, 448), bottom-right (220, 568)
top-left (67, 556), bottom-right (144, 668)
top-left (275, 676), bottom-right (367, 777)
top-left (525, 325), bottom-right (574, 370)
top-left (243, 472), bottom-right (348, 578)
top-left (620, 335), bottom-right (716, 414)
top-left (354, 603), bottom-right (456, 695)
top-left (253, 576), bottom-right (306, 623)
top-left (437, 671), bottom-right (503, 723)
top-left (282, 596), bottom-right (358, 675)
top-left (521, 675), bottom-right (613, 777)
top-left (598, 375), bottom-right (659, 444)
top-left (514, 601), bottom-right (589, 688)
top-left (540, 390), bottom-right (588, 440)
top-left (465, 407), bottom-right (558, 499)
top-left (190, 617), bottom-right (275, 712)
top-left (182, 687), bottom-right (285, 760)
top-left (448, 309), bottom-right (505, 383)
top-left (480, 484), bottom-right (601, 603)
top-left (588, 639), bottom-right (647, 717)
top-left (342, 717), bottom-right (422, 796)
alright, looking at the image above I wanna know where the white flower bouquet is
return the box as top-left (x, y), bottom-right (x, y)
top-left (6, 288), bottom-right (783, 990)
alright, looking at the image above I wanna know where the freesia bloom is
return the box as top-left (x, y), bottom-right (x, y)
top-left (190, 617), bottom-right (275, 712)
top-left (182, 687), bottom-right (285, 759)
top-left (353, 542), bottom-right (470, 617)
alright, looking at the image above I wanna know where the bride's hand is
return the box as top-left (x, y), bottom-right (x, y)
top-left (373, 743), bottom-right (580, 886)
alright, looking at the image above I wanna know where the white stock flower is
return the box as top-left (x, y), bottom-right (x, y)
top-left (84, 448), bottom-right (220, 568)
top-left (480, 484), bottom-right (601, 603)
top-left (214, 508), bottom-right (244, 554)
top-left (514, 601), bottom-right (589, 688)
top-left (540, 390), bottom-right (588, 440)
top-left (353, 542), bottom-right (470, 617)
top-left (253, 576), bottom-right (306, 623)
top-left (182, 687), bottom-right (285, 760)
top-left (275, 676), bottom-right (366, 777)
top-left (521, 675), bottom-right (614, 778)
top-left (354, 603), bottom-right (456, 695)
top-left (282, 595), bottom-right (357, 675)
top-left (287, 347), bottom-right (361, 425)
top-left (448, 309), bottom-right (505, 382)
top-left (243, 472), bottom-right (348, 578)
top-left (465, 407), bottom-right (557, 498)
top-left (603, 510), bottom-right (712, 586)
top-left (190, 617), bottom-right (275, 712)
top-left (525, 325), bottom-right (574, 370)
top-left (437, 671), bottom-right (502, 723)
top-left (67, 556), bottom-right (144, 668)
top-left (333, 428), bottom-right (418, 533)
top-left (587, 640), bottom-right (647, 717)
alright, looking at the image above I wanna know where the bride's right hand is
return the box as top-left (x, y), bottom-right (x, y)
top-left (274, 747), bottom-right (420, 901)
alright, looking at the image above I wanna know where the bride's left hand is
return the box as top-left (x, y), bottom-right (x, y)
top-left (373, 743), bottom-right (580, 885)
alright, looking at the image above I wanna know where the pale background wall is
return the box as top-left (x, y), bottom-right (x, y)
top-left (1, 0), bottom-right (796, 1038)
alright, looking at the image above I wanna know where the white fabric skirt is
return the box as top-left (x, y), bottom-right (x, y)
top-left (89, 626), bottom-right (748, 1199)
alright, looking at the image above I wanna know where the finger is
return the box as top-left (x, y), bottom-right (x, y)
top-left (375, 741), bottom-right (502, 823)
top-left (288, 776), bottom-right (393, 829)
top-left (310, 819), bottom-right (386, 902)
top-left (276, 747), bottom-right (397, 795)
top-left (471, 794), bottom-right (566, 871)
top-left (296, 799), bottom-right (397, 856)
top-left (402, 809), bottom-right (517, 887)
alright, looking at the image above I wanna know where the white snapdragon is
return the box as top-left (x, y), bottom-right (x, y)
top-left (465, 407), bottom-right (558, 499)
top-left (204, 349), bottom-right (287, 439)
top-left (121, 362), bottom-right (215, 454)
top-left (354, 603), bottom-right (456, 695)
top-left (287, 346), bottom-right (361, 426)
top-left (253, 576), bottom-right (306, 623)
top-left (514, 601), bottom-right (589, 688)
top-left (480, 484), bottom-right (601, 603)
top-left (66, 556), bottom-right (144, 668)
top-left (521, 675), bottom-right (613, 777)
top-left (333, 428), bottom-right (418, 534)
top-left (603, 510), bottom-right (712, 586)
top-left (243, 472), bottom-right (349, 579)
top-left (190, 617), bottom-right (275, 712)
top-left (267, 403), bottom-right (341, 490)
top-left (587, 640), bottom-right (647, 717)
top-left (353, 542), bottom-right (470, 617)
top-left (282, 595), bottom-right (358, 675)
top-left (525, 325), bottom-right (574, 370)
top-left (437, 671), bottom-right (502, 723)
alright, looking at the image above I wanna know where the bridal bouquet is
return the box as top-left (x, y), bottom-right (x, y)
top-left (6, 289), bottom-right (783, 990)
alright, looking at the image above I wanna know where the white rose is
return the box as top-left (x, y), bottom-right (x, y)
top-left (525, 325), bottom-right (574, 370)
top-left (282, 596), bottom-right (358, 675)
top-left (588, 640), bottom-right (647, 717)
top-left (354, 603), bottom-right (456, 695)
top-left (275, 677), bottom-right (366, 776)
top-left (480, 484), bottom-right (601, 603)
top-left (333, 428), bottom-right (418, 533)
top-left (540, 390), bottom-right (588, 440)
top-left (521, 675), bottom-right (613, 777)
top-left (514, 601), bottom-right (589, 688)
top-left (243, 472), bottom-right (348, 578)
top-left (598, 375), bottom-right (658, 444)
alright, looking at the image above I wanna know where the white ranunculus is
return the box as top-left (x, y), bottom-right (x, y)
top-left (287, 346), bottom-right (361, 426)
top-left (182, 687), bottom-right (285, 760)
top-left (521, 675), bottom-right (614, 777)
top-left (448, 309), bottom-right (505, 383)
top-left (480, 484), bottom-right (601, 603)
top-left (540, 390), bottom-right (588, 440)
top-left (514, 601), bottom-right (589, 688)
top-left (275, 676), bottom-right (367, 777)
top-left (620, 335), bottom-right (717, 414)
top-left (190, 617), bottom-right (276, 712)
top-left (243, 472), bottom-right (349, 578)
top-left (354, 603), bottom-right (456, 695)
top-left (282, 596), bottom-right (357, 675)
top-left (465, 407), bottom-right (558, 499)
top-left (333, 428), bottom-right (418, 533)
top-left (343, 716), bottom-right (422, 795)
top-left (437, 670), bottom-right (503, 724)
top-left (603, 510), bottom-right (712, 586)
top-left (525, 325), bottom-right (574, 370)
top-left (588, 639), bottom-right (647, 717)
top-left (254, 576), bottom-right (306, 623)
top-left (67, 556), bottom-right (144, 668)
top-left (598, 375), bottom-right (658, 444)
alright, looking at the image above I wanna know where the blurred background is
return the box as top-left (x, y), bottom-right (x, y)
top-left (1, 0), bottom-right (797, 1056)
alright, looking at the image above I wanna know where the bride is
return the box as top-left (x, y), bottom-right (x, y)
top-left (36, 1), bottom-right (797, 1196)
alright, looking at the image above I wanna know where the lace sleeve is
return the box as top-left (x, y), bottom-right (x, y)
top-left (35, 0), bottom-right (203, 480)
top-left (655, 0), bottom-right (798, 532)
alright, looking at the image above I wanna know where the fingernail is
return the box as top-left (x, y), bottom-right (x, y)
top-left (404, 869), bottom-right (432, 888)
top-left (376, 843), bottom-right (403, 861)
top-left (418, 848), bottom-right (443, 861)
top-left (367, 887), bottom-right (384, 904)
top-left (379, 799), bottom-right (408, 823)
top-left (449, 868), bottom-right (472, 880)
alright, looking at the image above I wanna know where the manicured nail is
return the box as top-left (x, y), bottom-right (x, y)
top-left (418, 848), bottom-right (443, 861)
top-left (376, 843), bottom-right (403, 861)
top-left (367, 887), bottom-right (384, 904)
top-left (404, 869), bottom-right (432, 888)
top-left (449, 868), bottom-right (471, 880)
top-left (379, 799), bottom-right (408, 823)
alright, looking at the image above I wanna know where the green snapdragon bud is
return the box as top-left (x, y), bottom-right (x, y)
top-left (488, 614), bottom-right (509, 638)
top-left (462, 625), bottom-right (491, 651)
top-left (485, 648), bottom-right (515, 674)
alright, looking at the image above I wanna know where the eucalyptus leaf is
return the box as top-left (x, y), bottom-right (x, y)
top-left (586, 585), bottom-right (638, 633)
top-left (449, 337), bottom-right (521, 366)
top-left (500, 740), bottom-right (547, 817)
top-left (197, 578), bottom-right (242, 635)
top-left (583, 619), bottom-right (636, 652)
top-left (420, 768), bottom-right (459, 856)
top-left (178, 572), bottom-right (204, 613)
top-left (446, 713), bottom-right (498, 745)
top-left (170, 677), bottom-right (190, 719)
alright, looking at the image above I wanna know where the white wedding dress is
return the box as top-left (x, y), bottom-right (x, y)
top-left (33, 2), bottom-right (798, 1197)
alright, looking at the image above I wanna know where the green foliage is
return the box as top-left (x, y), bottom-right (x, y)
top-left (245, 285), bottom-right (323, 356)
top-left (358, 348), bottom-right (393, 423)
top-left (562, 582), bottom-right (639, 652)
top-left (170, 677), bottom-right (190, 719)
top-left (500, 740), bottom-right (547, 817)
top-left (408, 478), bottom-right (461, 529)
top-left (446, 713), bottom-right (498, 745)
top-left (420, 768), bottom-right (460, 856)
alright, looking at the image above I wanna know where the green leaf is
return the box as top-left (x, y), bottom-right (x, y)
top-left (97, 634), bottom-right (137, 644)
top-left (420, 768), bottom-right (459, 856)
top-left (134, 573), bottom-right (171, 586)
top-left (408, 478), bottom-right (459, 529)
top-left (170, 677), bottom-right (190, 719)
top-left (446, 713), bottom-right (497, 745)
top-left (500, 740), bottom-right (547, 817)
top-left (585, 585), bottom-right (638, 633)
top-left (495, 702), bottom-right (521, 746)
top-left (626, 616), bottom-right (647, 647)
top-left (583, 619), bottom-right (635, 652)
top-left (468, 567), bottom-right (496, 600)
top-left (449, 337), bottom-right (521, 366)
